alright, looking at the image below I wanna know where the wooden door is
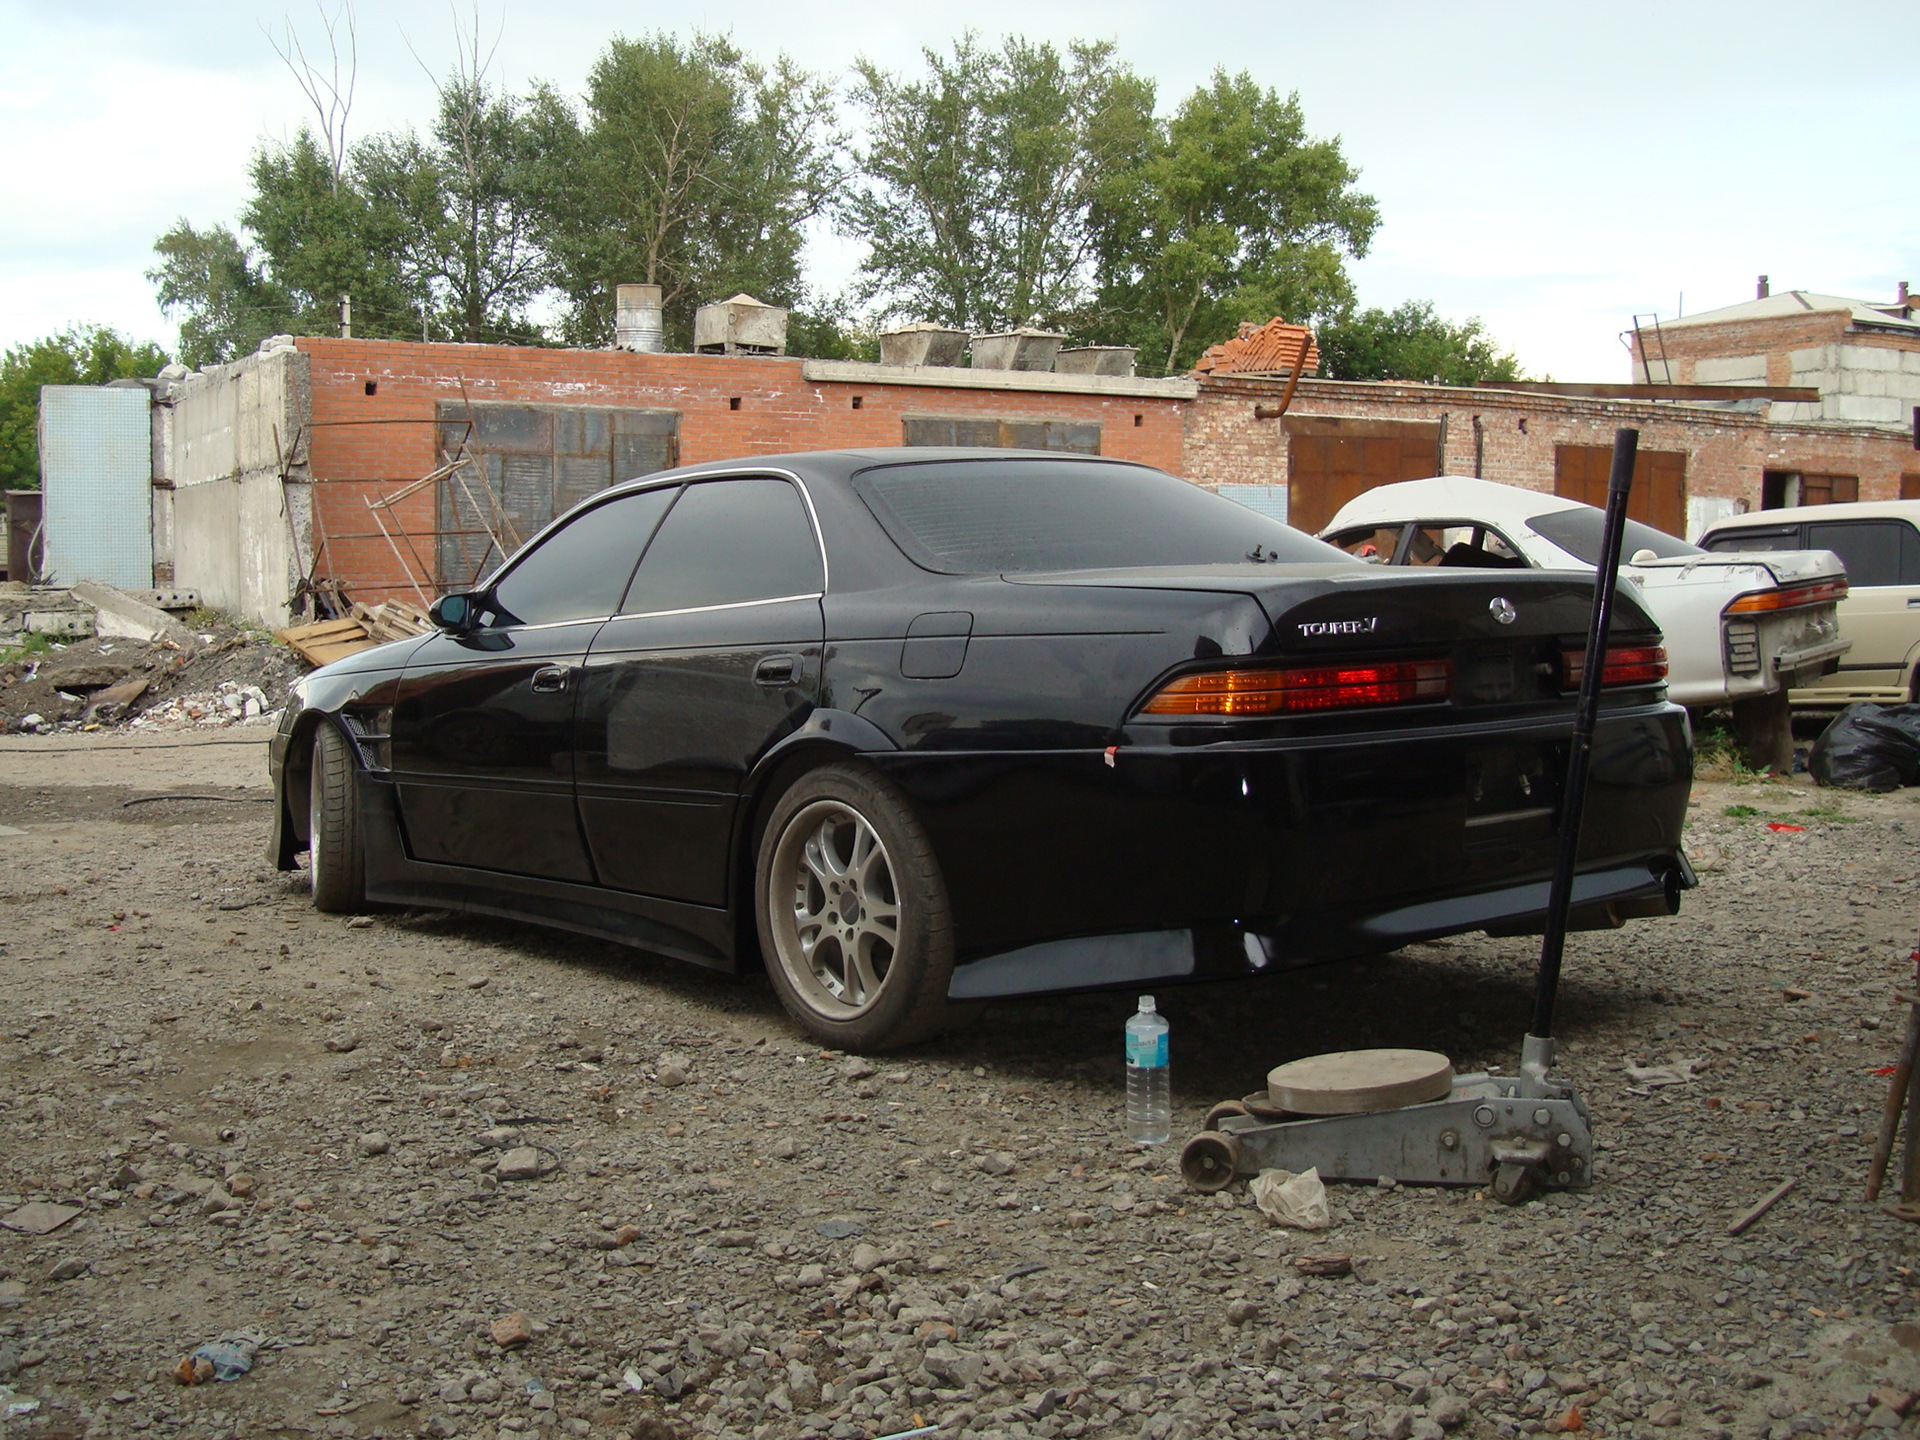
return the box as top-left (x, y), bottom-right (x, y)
top-left (1283, 417), bottom-right (1444, 534)
top-left (1553, 445), bottom-right (1687, 537)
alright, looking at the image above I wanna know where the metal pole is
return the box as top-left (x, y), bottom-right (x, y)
top-left (1530, 427), bottom-right (1639, 1045)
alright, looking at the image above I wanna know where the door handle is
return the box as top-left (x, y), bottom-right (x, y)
top-left (754, 655), bottom-right (798, 687)
top-left (530, 666), bottom-right (571, 694)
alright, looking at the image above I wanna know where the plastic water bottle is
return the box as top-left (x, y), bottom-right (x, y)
top-left (1125, 996), bottom-right (1171, 1145)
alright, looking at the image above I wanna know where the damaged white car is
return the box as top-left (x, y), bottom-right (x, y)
top-left (1321, 477), bottom-right (1850, 765)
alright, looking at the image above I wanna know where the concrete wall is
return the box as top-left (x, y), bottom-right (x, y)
top-left (158, 342), bottom-right (313, 628)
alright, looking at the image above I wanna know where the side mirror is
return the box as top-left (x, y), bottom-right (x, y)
top-left (429, 592), bottom-right (475, 632)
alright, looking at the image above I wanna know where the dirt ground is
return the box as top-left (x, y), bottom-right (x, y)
top-left (2, 734), bottom-right (1920, 1440)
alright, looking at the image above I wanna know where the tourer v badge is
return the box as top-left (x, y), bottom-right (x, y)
top-left (1297, 617), bottom-right (1379, 637)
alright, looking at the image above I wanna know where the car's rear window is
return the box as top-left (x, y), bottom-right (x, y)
top-left (852, 458), bottom-right (1343, 574)
top-left (1528, 507), bottom-right (1698, 565)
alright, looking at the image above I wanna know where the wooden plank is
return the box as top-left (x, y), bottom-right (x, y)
top-left (276, 617), bottom-right (373, 668)
top-left (1727, 1178), bottom-right (1796, 1236)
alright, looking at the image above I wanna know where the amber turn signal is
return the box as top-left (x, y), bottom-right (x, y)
top-left (1143, 659), bottom-right (1452, 716)
top-left (1723, 578), bottom-right (1848, 615)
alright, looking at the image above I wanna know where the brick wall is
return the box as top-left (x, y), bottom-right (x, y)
top-left (297, 338), bottom-right (1187, 605)
top-left (1184, 374), bottom-right (1920, 519)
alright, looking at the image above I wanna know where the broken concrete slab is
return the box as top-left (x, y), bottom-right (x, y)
top-left (70, 582), bottom-right (194, 646)
top-left (21, 612), bottom-right (91, 639)
top-left (0, 1201), bottom-right (83, 1236)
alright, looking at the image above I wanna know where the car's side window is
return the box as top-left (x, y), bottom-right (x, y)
top-left (1325, 525), bottom-right (1402, 562)
top-left (620, 477), bottom-right (824, 616)
top-left (483, 486), bottom-right (678, 628)
top-left (1805, 520), bottom-right (1916, 589)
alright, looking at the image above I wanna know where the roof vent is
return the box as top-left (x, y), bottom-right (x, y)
top-left (615, 284), bottom-right (665, 353)
top-left (879, 323), bottom-right (969, 367)
top-left (969, 327), bottom-right (1066, 372)
top-left (693, 294), bottom-right (788, 356)
top-left (1757, 274), bottom-right (1770, 299)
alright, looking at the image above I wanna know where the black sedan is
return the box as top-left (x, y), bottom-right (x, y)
top-left (269, 448), bottom-right (1694, 1049)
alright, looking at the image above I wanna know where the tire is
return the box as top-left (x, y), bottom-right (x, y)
top-left (309, 723), bottom-right (366, 914)
top-left (754, 763), bottom-right (952, 1051)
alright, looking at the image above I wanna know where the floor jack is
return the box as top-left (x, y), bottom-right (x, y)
top-left (1180, 428), bottom-right (1646, 1206)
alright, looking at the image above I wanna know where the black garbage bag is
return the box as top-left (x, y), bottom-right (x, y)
top-left (1808, 703), bottom-right (1920, 792)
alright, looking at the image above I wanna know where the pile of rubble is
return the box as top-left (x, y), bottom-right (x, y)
top-left (2, 582), bottom-right (302, 735)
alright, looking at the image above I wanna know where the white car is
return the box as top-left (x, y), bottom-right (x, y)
top-left (1320, 478), bottom-right (1849, 749)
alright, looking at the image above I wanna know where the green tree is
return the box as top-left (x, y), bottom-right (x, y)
top-left (147, 222), bottom-right (287, 368)
top-left (242, 127), bottom-right (416, 339)
top-left (0, 327), bottom-right (170, 489)
top-left (1316, 300), bottom-right (1523, 384)
top-left (1088, 71), bottom-right (1379, 374)
top-left (527, 33), bottom-right (841, 347)
top-left (844, 35), bottom-right (1153, 333)
top-left (356, 76), bottom-right (549, 343)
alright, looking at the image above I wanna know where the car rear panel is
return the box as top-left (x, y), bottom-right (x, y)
top-left (859, 565), bottom-right (1690, 985)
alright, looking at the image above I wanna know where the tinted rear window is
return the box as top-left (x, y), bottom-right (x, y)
top-left (1528, 507), bottom-right (1697, 565)
top-left (1701, 526), bottom-right (1799, 554)
top-left (852, 458), bottom-right (1343, 574)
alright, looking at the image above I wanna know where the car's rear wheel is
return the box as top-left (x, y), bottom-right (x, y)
top-left (755, 764), bottom-right (952, 1051)
top-left (309, 723), bottom-right (366, 913)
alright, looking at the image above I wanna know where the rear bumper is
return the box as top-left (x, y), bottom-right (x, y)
top-left (871, 701), bottom-right (1693, 999)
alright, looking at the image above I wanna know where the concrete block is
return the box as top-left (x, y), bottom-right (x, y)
top-left (1838, 345), bottom-right (1901, 372)
top-left (1766, 402), bottom-right (1820, 424)
top-left (1694, 354), bottom-right (1766, 383)
top-left (23, 611), bottom-right (92, 639)
top-left (70, 580), bottom-right (195, 645)
top-left (1830, 394), bottom-right (1904, 423)
top-left (692, 294), bottom-right (788, 355)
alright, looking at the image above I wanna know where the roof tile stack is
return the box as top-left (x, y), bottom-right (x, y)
top-left (1191, 318), bottom-right (1320, 377)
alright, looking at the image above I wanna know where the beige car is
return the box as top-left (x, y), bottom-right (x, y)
top-left (1699, 500), bottom-right (1920, 707)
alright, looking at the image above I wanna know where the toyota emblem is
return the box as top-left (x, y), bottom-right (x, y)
top-left (1489, 596), bottom-right (1518, 625)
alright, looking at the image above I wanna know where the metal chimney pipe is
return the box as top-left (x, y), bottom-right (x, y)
top-left (1757, 274), bottom-right (1770, 299)
top-left (1901, 280), bottom-right (1911, 306)
top-left (615, 284), bottom-right (665, 353)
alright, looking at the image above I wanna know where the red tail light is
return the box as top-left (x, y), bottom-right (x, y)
top-left (1723, 578), bottom-right (1848, 615)
top-left (1143, 659), bottom-right (1452, 716)
top-left (1561, 644), bottom-right (1668, 689)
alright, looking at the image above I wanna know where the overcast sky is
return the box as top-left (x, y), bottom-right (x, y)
top-left (2, 0), bottom-right (1913, 379)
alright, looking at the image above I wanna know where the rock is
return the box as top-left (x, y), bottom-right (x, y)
top-left (840, 1058), bottom-right (876, 1081)
top-left (357, 1131), bottom-right (391, 1157)
top-left (613, 1224), bottom-right (642, 1246)
top-left (1429, 1393), bottom-right (1470, 1429)
top-left (423, 1416), bottom-right (459, 1438)
top-left (851, 1242), bottom-right (885, 1274)
top-left (1225, 1299), bottom-right (1261, 1325)
top-left (225, 1173), bottom-right (256, 1198)
top-left (468, 1376), bottom-right (502, 1402)
top-left (922, 1342), bottom-right (986, 1388)
top-left (496, 1147), bottom-right (544, 1180)
top-left (656, 1053), bottom-right (690, 1086)
top-left (324, 1034), bottom-right (360, 1052)
top-left (1647, 1399), bottom-right (1684, 1427)
top-left (1381, 1406), bottom-right (1413, 1440)
top-left (773, 1136), bottom-right (800, 1160)
top-left (46, 1256), bottom-right (89, 1281)
top-left (974, 1151), bottom-right (1016, 1177)
top-left (1865, 1404), bottom-right (1905, 1430)
top-left (490, 1311), bottom-right (533, 1349)
top-left (437, 1379), bottom-right (466, 1404)
top-left (1410, 1421), bottom-right (1445, 1440)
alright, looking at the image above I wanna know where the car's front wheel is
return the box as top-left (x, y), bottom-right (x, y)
top-left (309, 723), bottom-right (366, 913)
top-left (755, 764), bottom-right (952, 1051)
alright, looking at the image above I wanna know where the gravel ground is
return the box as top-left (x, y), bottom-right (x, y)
top-left (2, 734), bottom-right (1920, 1440)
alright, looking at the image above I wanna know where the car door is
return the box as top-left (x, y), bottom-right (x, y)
top-left (388, 485), bottom-right (679, 881)
top-left (573, 476), bottom-right (827, 906)
top-left (1805, 518), bottom-right (1920, 697)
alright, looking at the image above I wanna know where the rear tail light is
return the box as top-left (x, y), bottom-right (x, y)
top-left (1561, 644), bottom-right (1668, 689)
top-left (1142, 659), bottom-right (1452, 716)
top-left (1723, 578), bottom-right (1848, 615)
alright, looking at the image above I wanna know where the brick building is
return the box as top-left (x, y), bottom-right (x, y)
top-left (1186, 372), bottom-right (1920, 536)
top-left (145, 305), bottom-right (1920, 630)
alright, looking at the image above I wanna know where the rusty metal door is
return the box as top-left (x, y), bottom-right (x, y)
top-left (1282, 417), bottom-right (1444, 535)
